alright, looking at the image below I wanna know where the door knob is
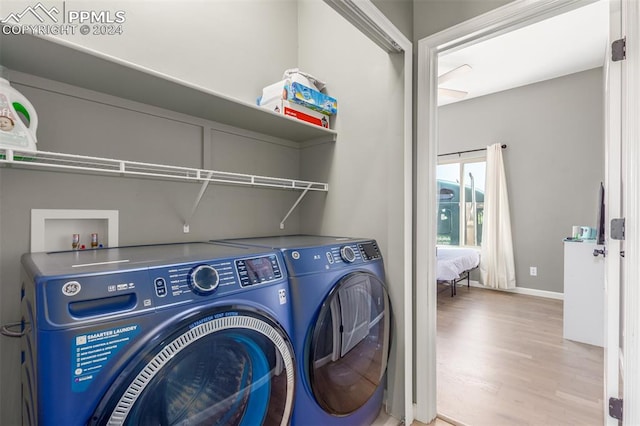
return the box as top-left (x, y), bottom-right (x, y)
top-left (593, 248), bottom-right (606, 257)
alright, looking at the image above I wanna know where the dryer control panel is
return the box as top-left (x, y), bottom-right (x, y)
top-left (358, 241), bottom-right (381, 261)
top-left (283, 240), bottom-right (383, 276)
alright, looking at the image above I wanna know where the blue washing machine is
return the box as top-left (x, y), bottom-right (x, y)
top-left (20, 242), bottom-right (296, 426)
top-left (217, 236), bottom-right (391, 426)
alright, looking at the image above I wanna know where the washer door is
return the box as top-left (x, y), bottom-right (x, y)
top-left (309, 272), bottom-right (391, 415)
top-left (90, 309), bottom-right (295, 426)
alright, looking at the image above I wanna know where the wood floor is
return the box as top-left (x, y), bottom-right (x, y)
top-left (437, 285), bottom-right (604, 426)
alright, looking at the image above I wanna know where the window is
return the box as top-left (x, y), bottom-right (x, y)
top-left (437, 158), bottom-right (486, 246)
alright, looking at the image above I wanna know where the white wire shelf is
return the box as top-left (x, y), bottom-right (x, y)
top-left (0, 148), bottom-right (329, 191)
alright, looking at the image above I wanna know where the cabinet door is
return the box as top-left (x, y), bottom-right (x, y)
top-left (563, 242), bottom-right (604, 347)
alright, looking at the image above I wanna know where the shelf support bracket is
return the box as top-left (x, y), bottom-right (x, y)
top-left (183, 172), bottom-right (213, 233)
top-left (280, 184), bottom-right (313, 230)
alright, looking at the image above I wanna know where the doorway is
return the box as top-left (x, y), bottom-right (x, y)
top-left (414, 0), bottom-right (639, 424)
top-left (435, 3), bottom-right (606, 421)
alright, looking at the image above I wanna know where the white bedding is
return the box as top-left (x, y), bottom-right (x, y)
top-left (436, 247), bottom-right (480, 281)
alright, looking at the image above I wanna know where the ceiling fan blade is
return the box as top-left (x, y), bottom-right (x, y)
top-left (439, 88), bottom-right (468, 99)
top-left (438, 64), bottom-right (472, 85)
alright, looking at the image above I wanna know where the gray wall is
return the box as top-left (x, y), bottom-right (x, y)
top-left (51, 0), bottom-right (300, 104)
top-left (297, 1), bottom-right (408, 418)
top-left (413, 0), bottom-right (514, 40)
top-left (438, 68), bottom-right (604, 293)
top-left (372, 0), bottom-right (414, 40)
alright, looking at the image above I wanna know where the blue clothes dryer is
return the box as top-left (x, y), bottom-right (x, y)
top-left (218, 236), bottom-right (392, 426)
top-left (20, 242), bottom-right (296, 426)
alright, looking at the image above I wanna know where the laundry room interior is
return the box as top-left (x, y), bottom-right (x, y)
top-left (2, 0), bottom-right (639, 425)
top-left (0, 1), bottom-right (411, 425)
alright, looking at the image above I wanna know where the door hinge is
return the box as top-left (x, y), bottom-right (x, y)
top-left (609, 397), bottom-right (623, 421)
top-left (612, 38), bottom-right (626, 61)
top-left (611, 218), bottom-right (625, 240)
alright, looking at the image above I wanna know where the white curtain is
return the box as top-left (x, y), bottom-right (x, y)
top-left (480, 143), bottom-right (516, 289)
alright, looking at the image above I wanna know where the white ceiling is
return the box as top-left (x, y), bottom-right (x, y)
top-left (438, 0), bottom-right (609, 106)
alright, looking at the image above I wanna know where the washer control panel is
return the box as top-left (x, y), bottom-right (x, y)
top-left (34, 246), bottom-right (289, 324)
top-left (152, 254), bottom-right (284, 302)
top-left (189, 264), bottom-right (220, 295)
top-left (155, 258), bottom-right (235, 300)
top-left (235, 255), bottom-right (282, 287)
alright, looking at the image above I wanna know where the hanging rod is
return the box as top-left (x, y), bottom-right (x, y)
top-left (438, 143), bottom-right (507, 157)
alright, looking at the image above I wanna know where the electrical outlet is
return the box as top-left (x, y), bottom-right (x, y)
top-left (530, 266), bottom-right (537, 276)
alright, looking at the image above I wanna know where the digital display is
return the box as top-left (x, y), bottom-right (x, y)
top-left (360, 243), bottom-right (380, 260)
top-left (236, 255), bottom-right (282, 287)
top-left (245, 257), bottom-right (274, 282)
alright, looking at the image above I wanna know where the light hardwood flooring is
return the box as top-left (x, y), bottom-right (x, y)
top-left (437, 285), bottom-right (604, 425)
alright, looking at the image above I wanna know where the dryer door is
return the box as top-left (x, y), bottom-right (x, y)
top-left (90, 309), bottom-right (295, 426)
top-left (309, 272), bottom-right (391, 415)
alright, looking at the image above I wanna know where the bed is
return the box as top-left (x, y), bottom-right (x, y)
top-left (436, 246), bottom-right (481, 297)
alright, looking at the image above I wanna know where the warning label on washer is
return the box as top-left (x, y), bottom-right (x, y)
top-left (71, 324), bottom-right (140, 392)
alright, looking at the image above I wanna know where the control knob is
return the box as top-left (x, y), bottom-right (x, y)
top-left (189, 265), bottom-right (219, 295)
top-left (340, 246), bottom-right (356, 263)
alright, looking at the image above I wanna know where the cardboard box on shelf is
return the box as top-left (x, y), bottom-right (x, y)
top-left (258, 80), bottom-right (337, 116)
top-left (285, 82), bottom-right (337, 116)
top-left (261, 99), bottom-right (330, 129)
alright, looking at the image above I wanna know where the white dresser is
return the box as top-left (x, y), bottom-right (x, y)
top-left (563, 240), bottom-right (604, 347)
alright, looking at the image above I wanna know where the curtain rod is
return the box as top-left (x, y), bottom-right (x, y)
top-left (438, 144), bottom-right (507, 157)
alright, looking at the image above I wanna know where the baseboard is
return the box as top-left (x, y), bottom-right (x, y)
top-left (411, 403), bottom-right (468, 426)
top-left (437, 413), bottom-right (467, 426)
top-left (467, 280), bottom-right (564, 300)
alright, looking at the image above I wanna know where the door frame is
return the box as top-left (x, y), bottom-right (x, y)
top-left (415, 0), bottom-right (640, 423)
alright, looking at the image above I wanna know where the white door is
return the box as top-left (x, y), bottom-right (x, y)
top-left (607, 1), bottom-right (640, 424)
top-left (604, 1), bottom-right (623, 425)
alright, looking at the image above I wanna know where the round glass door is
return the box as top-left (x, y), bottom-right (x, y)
top-left (91, 310), bottom-right (295, 426)
top-left (309, 272), bottom-right (391, 415)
